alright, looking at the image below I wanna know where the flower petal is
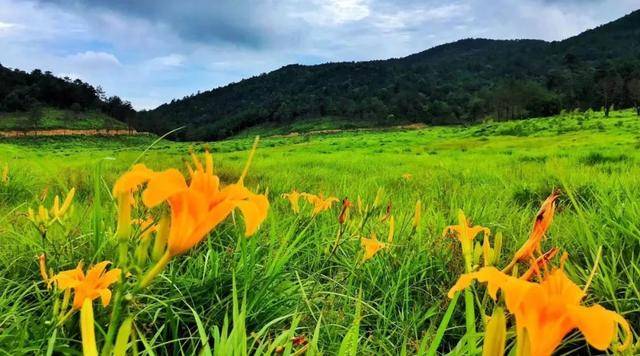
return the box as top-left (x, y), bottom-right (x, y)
top-left (113, 164), bottom-right (155, 195)
top-left (569, 304), bottom-right (631, 351)
top-left (142, 169), bottom-right (188, 208)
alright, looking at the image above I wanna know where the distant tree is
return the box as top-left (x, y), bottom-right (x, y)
top-left (628, 77), bottom-right (640, 116)
top-left (27, 104), bottom-right (43, 130)
top-left (70, 102), bottom-right (82, 115)
top-left (595, 66), bottom-right (623, 117)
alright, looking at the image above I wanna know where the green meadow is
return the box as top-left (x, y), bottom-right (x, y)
top-left (0, 109), bottom-right (638, 354)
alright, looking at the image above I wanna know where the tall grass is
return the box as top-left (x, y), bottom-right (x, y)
top-left (0, 109), bottom-right (638, 354)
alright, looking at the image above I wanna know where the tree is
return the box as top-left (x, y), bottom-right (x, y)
top-left (628, 77), bottom-right (640, 116)
top-left (27, 104), bottom-right (43, 130)
top-left (595, 66), bottom-right (623, 117)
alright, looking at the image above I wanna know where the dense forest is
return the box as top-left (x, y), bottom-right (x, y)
top-left (136, 9), bottom-right (640, 140)
top-left (0, 64), bottom-right (135, 129)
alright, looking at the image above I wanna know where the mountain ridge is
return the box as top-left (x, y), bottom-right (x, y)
top-left (134, 9), bottom-right (640, 140)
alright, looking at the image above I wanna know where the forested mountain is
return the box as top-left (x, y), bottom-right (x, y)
top-left (0, 65), bottom-right (135, 129)
top-left (135, 9), bottom-right (640, 140)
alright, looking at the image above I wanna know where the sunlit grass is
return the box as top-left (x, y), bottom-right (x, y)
top-left (0, 109), bottom-right (638, 354)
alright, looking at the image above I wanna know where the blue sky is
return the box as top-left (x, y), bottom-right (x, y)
top-left (0, 0), bottom-right (637, 109)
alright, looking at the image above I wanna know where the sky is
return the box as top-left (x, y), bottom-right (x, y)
top-left (0, 0), bottom-right (638, 110)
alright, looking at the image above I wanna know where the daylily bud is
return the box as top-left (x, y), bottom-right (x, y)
top-left (114, 193), bottom-right (132, 242)
top-left (152, 215), bottom-right (170, 262)
top-left (338, 198), bottom-right (352, 224)
top-left (38, 254), bottom-right (50, 288)
top-left (483, 307), bottom-right (506, 356)
top-left (372, 187), bottom-right (384, 208)
top-left (413, 200), bottom-right (421, 230)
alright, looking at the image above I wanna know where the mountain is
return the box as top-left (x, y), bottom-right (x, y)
top-left (0, 65), bottom-right (135, 131)
top-left (138, 10), bottom-right (640, 140)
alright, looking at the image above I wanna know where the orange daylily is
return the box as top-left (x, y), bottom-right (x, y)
top-left (114, 150), bottom-right (268, 258)
top-left (282, 190), bottom-right (302, 213)
top-left (135, 148), bottom-right (269, 288)
top-left (53, 261), bottom-right (121, 310)
top-left (142, 152), bottom-right (268, 257)
top-left (511, 190), bottom-right (559, 264)
top-left (448, 265), bottom-right (632, 356)
top-left (361, 234), bottom-right (386, 262)
top-left (302, 193), bottom-right (339, 215)
top-left (443, 210), bottom-right (491, 245)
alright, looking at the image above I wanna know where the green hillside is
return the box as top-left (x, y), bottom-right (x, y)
top-left (0, 107), bottom-right (127, 131)
top-left (136, 10), bottom-right (640, 141)
top-left (0, 64), bottom-right (135, 131)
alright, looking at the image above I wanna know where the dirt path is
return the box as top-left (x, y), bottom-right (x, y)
top-left (0, 128), bottom-right (139, 138)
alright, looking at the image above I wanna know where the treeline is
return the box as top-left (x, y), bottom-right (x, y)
top-left (136, 9), bottom-right (640, 141)
top-left (0, 64), bottom-right (135, 128)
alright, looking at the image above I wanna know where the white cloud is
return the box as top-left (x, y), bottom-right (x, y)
top-left (0, 20), bottom-right (14, 29)
top-left (147, 54), bottom-right (186, 69)
top-left (293, 0), bottom-right (371, 26)
top-left (373, 3), bottom-right (470, 31)
top-left (67, 51), bottom-right (121, 67)
top-left (57, 72), bottom-right (83, 80)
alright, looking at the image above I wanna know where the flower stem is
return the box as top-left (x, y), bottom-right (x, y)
top-left (101, 287), bottom-right (124, 356)
top-left (139, 251), bottom-right (172, 289)
top-left (81, 299), bottom-right (98, 356)
top-left (462, 241), bottom-right (477, 355)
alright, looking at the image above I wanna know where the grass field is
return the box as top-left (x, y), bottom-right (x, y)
top-left (0, 107), bottom-right (126, 131)
top-left (0, 109), bottom-right (638, 355)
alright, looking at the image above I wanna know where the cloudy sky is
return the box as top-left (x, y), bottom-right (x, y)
top-left (0, 0), bottom-right (637, 109)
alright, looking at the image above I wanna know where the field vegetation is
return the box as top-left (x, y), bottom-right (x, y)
top-left (0, 109), bottom-right (638, 355)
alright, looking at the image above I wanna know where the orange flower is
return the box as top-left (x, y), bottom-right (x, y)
top-left (443, 210), bottom-right (491, 245)
top-left (53, 261), bottom-right (121, 310)
top-left (448, 265), bottom-right (632, 356)
top-left (113, 149), bottom-right (268, 259)
top-left (402, 173), bottom-right (412, 180)
top-left (142, 151), bottom-right (269, 256)
top-left (361, 233), bottom-right (386, 262)
top-left (137, 147), bottom-right (269, 288)
top-left (282, 190), bottom-right (302, 213)
top-left (302, 193), bottom-right (338, 216)
top-left (511, 190), bottom-right (559, 263)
